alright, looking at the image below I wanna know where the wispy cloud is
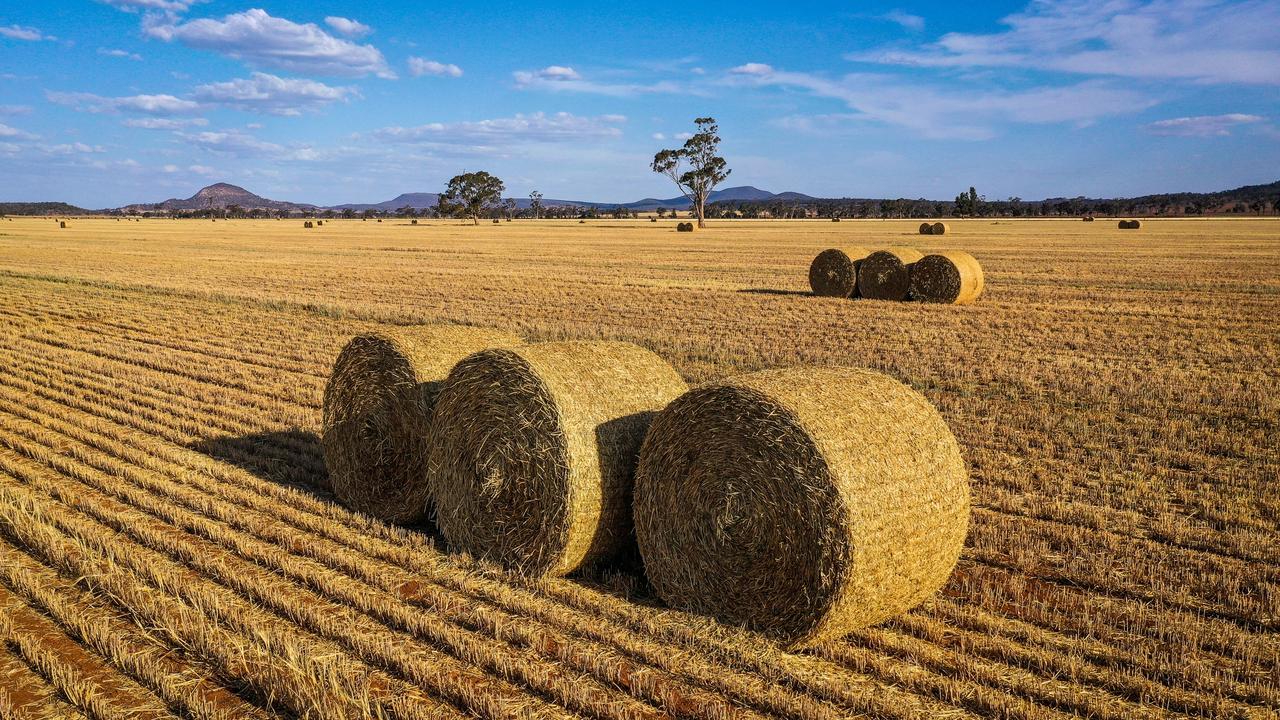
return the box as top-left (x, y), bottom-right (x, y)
top-left (1145, 113), bottom-right (1265, 137)
top-left (192, 72), bottom-right (356, 115)
top-left (46, 90), bottom-right (202, 115)
top-left (324, 16), bottom-right (370, 38)
top-left (99, 0), bottom-right (197, 13)
top-left (372, 112), bottom-right (626, 146)
top-left (408, 57), bottom-right (463, 78)
top-left (513, 65), bottom-right (687, 96)
top-left (123, 117), bottom-right (209, 129)
top-left (0, 24), bottom-right (54, 41)
top-left (0, 122), bottom-right (39, 140)
top-left (144, 8), bottom-right (395, 79)
top-left (725, 64), bottom-right (1154, 139)
top-left (0, 105), bottom-right (32, 115)
top-left (852, 0), bottom-right (1280, 85)
top-left (98, 47), bottom-right (143, 61)
top-left (881, 10), bottom-right (924, 31)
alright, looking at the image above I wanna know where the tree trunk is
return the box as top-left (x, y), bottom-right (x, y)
top-left (695, 192), bottom-right (707, 228)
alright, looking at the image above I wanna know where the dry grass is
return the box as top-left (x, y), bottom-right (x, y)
top-left (0, 216), bottom-right (1275, 719)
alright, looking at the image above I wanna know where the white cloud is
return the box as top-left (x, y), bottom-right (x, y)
top-left (46, 90), bottom-right (202, 115)
top-left (98, 47), bottom-right (143, 61)
top-left (324, 16), bottom-right (370, 37)
top-left (0, 123), bottom-right (38, 140)
top-left (729, 63), bottom-right (774, 76)
top-left (408, 57), bottom-right (463, 78)
top-left (1145, 113), bottom-right (1265, 137)
top-left (0, 105), bottom-right (32, 115)
top-left (373, 112), bottom-right (626, 145)
top-left (40, 142), bottom-right (105, 154)
top-left (0, 24), bottom-right (53, 41)
top-left (651, 132), bottom-right (666, 140)
top-left (853, 0), bottom-right (1280, 85)
top-left (188, 163), bottom-right (217, 175)
top-left (177, 129), bottom-right (283, 156)
top-left (192, 72), bottom-right (355, 115)
top-left (727, 68), bottom-right (1154, 139)
top-left (513, 65), bottom-right (686, 96)
top-left (881, 10), bottom-right (925, 31)
top-left (123, 117), bottom-right (209, 129)
top-left (674, 132), bottom-right (693, 140)
top-left (145, 8), bottom-right (395, 79)
top-left (99, 0), bottom-right (196, 12)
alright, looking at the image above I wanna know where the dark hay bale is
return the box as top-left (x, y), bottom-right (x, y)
top-left (1082, 216), bottom-right (1095, 222)
top-left (304, 221), bottom-right (314, 228)
top-left (808, 247), bottom-right (872, 298)
top-left (857, 247), bottom-right (925, 300)
top-left (909, 251), bottom-right (985, 304)
top-left (677, 222), bottom-right (695, 232)
top-left (427, 341), bottom-right (687, 576)
top-left (321, 326), bottom-right (523, 524)
top-left (1119, 219), bottom-right (1142, 229)
top-left (634, 366), bottom-right (969, 649)
top-left (930, 222), bottom-right (949, 235)
top-left (918, 222), bottom-right (933, 235)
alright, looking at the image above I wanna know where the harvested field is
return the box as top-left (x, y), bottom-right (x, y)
top-left (0, 216), bottom-right (1277, 719)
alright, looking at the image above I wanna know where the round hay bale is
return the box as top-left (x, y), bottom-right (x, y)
top-left (857, 247), bottom-right (925, 301)
top-left (831, 217), bottom-right (841, 222)
top-left (909, 251), bottom-right (985, 304)
top-left (676, 222), bottom-right (695, 232)
top-left (304, 221), bottom-right (313, 228)
top-left (322, 325), bottom-right (522, 524)
top-left (808, 247), bottom-right (872, 298)
top-left (493, 218), bottom-right (501, 224)
top-left (634, 366), bottom-right (969, 649)
top-left (930, 222), bottom-right (949, 235)
top-left (316, 220), bottom-right (323, 226)
top-left (1082, 216), bottom-right (1095, 222)
top-left (411, 219), bottom-right (418, 225)
top-left (918, 222), bottom-right (933, 235)
top-left (59, 221), bottom-right (66, 229)
top-left (427, 341), bottom-right (687, 576)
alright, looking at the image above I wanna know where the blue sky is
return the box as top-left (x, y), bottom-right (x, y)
top-left (2, 0), bottom-right (1278, 206)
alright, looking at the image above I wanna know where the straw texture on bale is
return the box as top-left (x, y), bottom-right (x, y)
top-left (857, 247), bottom-right (925, 301)
top-left (918, 222), bottom-right (933, 235)
top-left (909, 251), bottom-right (985, 304)
top-left (808, 247), bottom-right (872, 298)
top-left (634, 366), bottom-right (969, 649)
top-left (427, 341), bottom-right (687, 576)
top-left (322, 325), bottom-right (522, 524)
top-left (930, 222), bottom-right (949, 235)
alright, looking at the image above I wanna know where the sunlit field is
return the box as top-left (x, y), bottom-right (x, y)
top-left (0, 216), bottom-right (1277, 718)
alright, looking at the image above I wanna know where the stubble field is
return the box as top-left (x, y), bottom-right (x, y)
top-left (0, 216), bottom-right (1276, 719)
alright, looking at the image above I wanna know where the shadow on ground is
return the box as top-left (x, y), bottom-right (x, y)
top-left (189, 429), bottom-right (331, 500)
top-left (737, 288), bottom-right (813, 297)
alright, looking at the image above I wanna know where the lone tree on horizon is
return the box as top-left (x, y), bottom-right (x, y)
top-left (442, 171), bottom-right (505, 225)
top-left (652, 117), bottom-right (730, 229)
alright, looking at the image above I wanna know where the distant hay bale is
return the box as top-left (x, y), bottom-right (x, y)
top-left (650, 217), bottom-right (658, 222)
top-left (831, 217), bottom-right (841, 222)
top-left (377, 218), bottom-right (383, 223)
top-left (634, 366), bottom-right (969, 649)
top-left (59, 221), bottom-right (66, 229)
top-left (677, 222), bottom-right (695, 232)
top-left (579, 220), bottom-right (586, 224)
top-left (857, 247), bottom-right (925, 301)
top-left (493, 218), bottom-right (501, 224)
top-left (930, 222), bottom-right (949, 235)
top-left (808, 247), bottom-right (872, 298)
top-left (427, 341), bottom-right (687, 576)
top-left (1119, 219), bottom-right (1142, 229)
top-left (411, 219), bottom-right (417, 225)
top-left (304, 221), bottom-right (314, 228)
top-left (909, 251), bottom-right (985, 304)
top-left (1082, 216), bottom-right (1095, 222)
top-left (918, 222), bottom-right (933, 235)
top-left (316, 220), bottom-right (323, 226)
top-left (322, 325), bottom-right (523, 524)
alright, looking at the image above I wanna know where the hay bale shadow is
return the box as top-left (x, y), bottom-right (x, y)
top-left (189, 430), bottom-right (331, 499)
top-left (737, 288), bottom-right (813, 297)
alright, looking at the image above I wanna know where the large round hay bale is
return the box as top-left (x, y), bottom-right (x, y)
top-left (677, 222), bottom-right (695, 232)
top-left (909, 251), bottom-right (985, 304)
top-left (1119, 219), bottom-right (1143, 229)
top-left (918, 222), bottom-right (933, 235)
top-left (427, 341), bottom-right (687, 576)
top-left (808, 247), bottom-right (871, 298)
top-left (930, 222), bottom-right (949, 235)
top-left (634, 367), bottom-right (969, 649)
top-left (322, 325), bottom-right (522, 524)
top-left (857, 247), bottom-right (925, 301)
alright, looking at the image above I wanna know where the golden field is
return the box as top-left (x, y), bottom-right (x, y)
top-left (0, 215), bottom-right (1276, 719)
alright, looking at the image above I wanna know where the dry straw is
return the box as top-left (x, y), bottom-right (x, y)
top-left (634, 366), bottom-right (969, 649)
top-left (918, 222), bottom-right (933, 235)
top-left (808, 247), bottom-right (872, 298)
top-left (857, 247), bottom-right (925, 301)
top-left (930, 222), bottom-right (949, 235)
top-left (427, 341), bottom-right (687, 576)
top-left (909, 251), bottom-right (985, 304)
top-left (322, 325), bottom-right (522, 524)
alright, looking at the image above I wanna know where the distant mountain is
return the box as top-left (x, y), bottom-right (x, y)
top-left (123, 183), bottom-right (315, 212)
top-left (327, 185), bottom-right (817, 212)
top-left (0, 201), bottom-right (89, 215)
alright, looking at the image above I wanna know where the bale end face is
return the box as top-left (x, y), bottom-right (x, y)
top-left (857, 247), bottom-right (925, 301)
top-left (809, 247), bottom-right (872, 298)
top-left (321, 326), bottom-right (522, 524)
top-left (918, 222), bottom-right (933, 235)
top-left (677, 222), bottom-right (695, 232)
top-left (910, 251), bottom-right (985, 304)
top-left (930, 222), bottom-right (949, 235)
top-left (427, 341), bottom-right (687, 577)
top-left (635, 367), bottom-right (969, 649)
